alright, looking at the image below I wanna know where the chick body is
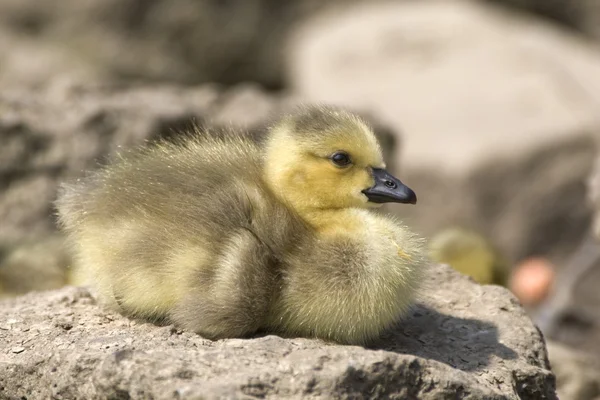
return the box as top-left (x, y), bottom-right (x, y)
top-left (57, 107), bottom-right (426, 345)
top-left (428, 228), bottom-right (509, 286)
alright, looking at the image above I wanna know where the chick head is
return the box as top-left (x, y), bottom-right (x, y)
top-left (264, 106), bottom-right (416, 211)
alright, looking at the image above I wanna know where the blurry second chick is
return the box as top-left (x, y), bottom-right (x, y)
top-left (428, 228), bottom-right (509, 286)
top-left (56, 106), bottom-right (427, 345)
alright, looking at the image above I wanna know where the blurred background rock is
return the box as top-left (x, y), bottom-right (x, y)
top-left (1, 0), bottom-right (600, 397)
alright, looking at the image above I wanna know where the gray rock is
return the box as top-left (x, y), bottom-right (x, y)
top-left (526, 148), bottom-right (600, 368)
top-left (0, 264), bottom-right (556, 399)
top-left (547, 341), bottom-right (600, 400)
top-left (587, 154), bottom-right (600, 240)
top-left (0, 0), bottom-right (365, 89)
top-left (0, 82), bottom-right (218, 246)
top-left (485, 0), bottom-right (600, 39)
top-left (0, 0), bottom-right (284, 87)
top-left (545, 151), bottom-right (600, 356)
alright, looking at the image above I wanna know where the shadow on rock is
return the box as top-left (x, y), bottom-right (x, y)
top-left (371, 303), bottom-right (518, 372)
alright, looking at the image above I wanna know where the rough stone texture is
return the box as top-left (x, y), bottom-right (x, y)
top-left (0, 82), bottom-right (396, 296)
top-left (546, 341), bottom-right (600, 400)
top-left (486, 0), bottom-right (600, 39)
top-left (2, 0), bottom-right (598, 90)
top-left (0, 0), bottom-right (365, 89)
top-left (588, 154), bottom-right (600, 240)
top-left (0, 264), bottom-right (556, 399)
top-left (515, 149), bottom-right (600, 393)
top-left (0, 0), bottom-right (281, 88)
top-left (287, 0), bottom-right (600, 264)
top-left (0, 82), bottom-right (216, 245)
top-left (550, 151), bottom-right (600, 358)
top-left (464, 137), bottom-right (595, 263)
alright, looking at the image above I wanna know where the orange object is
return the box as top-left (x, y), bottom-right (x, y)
top-left (510, 257), bottom-right (555, 306)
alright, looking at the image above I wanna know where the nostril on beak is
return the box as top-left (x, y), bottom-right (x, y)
top-left (384, 180), bottom-right (396, 189)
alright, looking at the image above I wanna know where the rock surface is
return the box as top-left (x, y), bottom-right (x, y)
top-left (587, 154), bottom-right (600, 240)
top-left (0, 264), bottom-right (556, 399)
top-left (0, 82), bottom-right (216, 246)
top-left (0, 0), bottom-right (363, 89)
top-left (1, 0), bottom-right (599, 89)
top-left (548, 152), bottom-right (600, 357)
top-left (487, 0), bottom-right (600, 39)
top-left (287, 0), bottom-right (600, 263)
top-left (0, 0), bottom-right (281, 87)
top-left (546, 341), bottom-right (600, 400)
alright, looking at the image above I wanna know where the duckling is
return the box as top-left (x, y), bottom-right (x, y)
top-left (56, 106), bottom-right (426, 345)
top-left (428, 227), bottom-right (509, 286)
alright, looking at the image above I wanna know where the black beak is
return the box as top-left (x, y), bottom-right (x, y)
top-left (362, 168), bottom-right (417, 204)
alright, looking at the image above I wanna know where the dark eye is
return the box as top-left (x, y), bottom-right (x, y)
top-left (330, 151), bottom-right (351, 167)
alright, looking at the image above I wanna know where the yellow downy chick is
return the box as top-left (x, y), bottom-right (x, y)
top-left (428, 227), bottom-right (509, 286)
top-left (56, 106), bottom-right (427, 345)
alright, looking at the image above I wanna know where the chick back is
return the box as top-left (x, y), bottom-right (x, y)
top-left (56, 131), bottom-right (301, 325)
